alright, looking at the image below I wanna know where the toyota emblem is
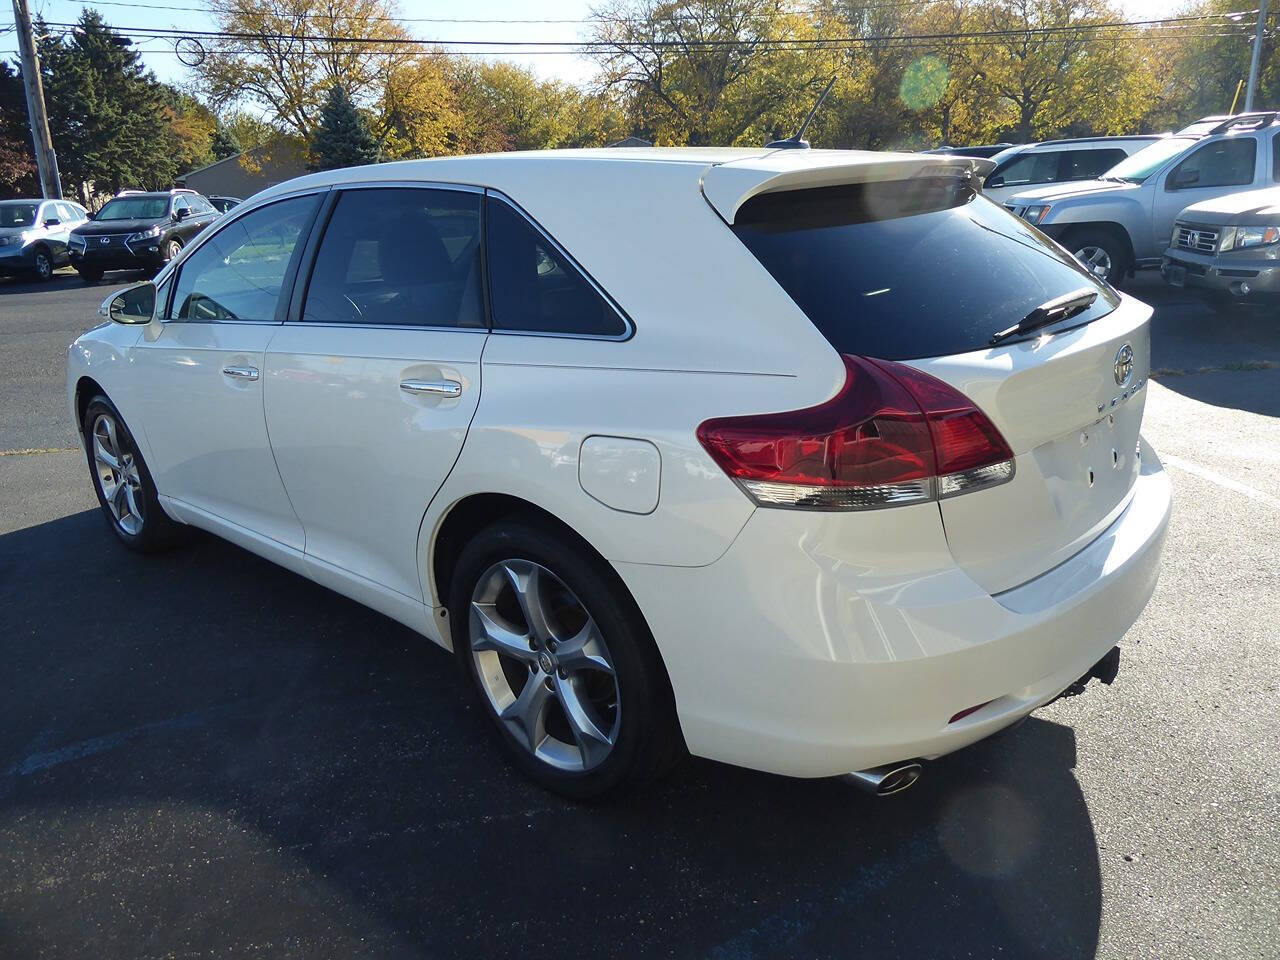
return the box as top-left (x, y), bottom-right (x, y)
top-left (1114, 343), bottom-right (1134, 387)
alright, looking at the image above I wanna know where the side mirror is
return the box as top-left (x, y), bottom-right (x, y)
top-left (986, 175), bottom-right (1005, 188)
top-left (43, 217), bottom-right (61, 227)
top-left (100, 282), bottom-right (156, 325)
top-left (174, 208), bottom-right (189, 221)
top-left (86, 210), bottom-right (95, 220)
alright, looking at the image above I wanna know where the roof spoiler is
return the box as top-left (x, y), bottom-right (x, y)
top-left (702, 151), bottom-right (995, 224)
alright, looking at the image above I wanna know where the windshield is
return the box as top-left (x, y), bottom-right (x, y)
top-left (1102, 138), bottom-right (1196, 182)
top-left (732, 178), bottom-right (1119, 360)
top-left (96, 197), bottom-right (170, 221)
top-left (0, 203), bottom-right (39, 228)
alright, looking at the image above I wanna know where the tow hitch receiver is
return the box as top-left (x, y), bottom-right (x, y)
top-left (1059, 645), bottom-right (1121, 699)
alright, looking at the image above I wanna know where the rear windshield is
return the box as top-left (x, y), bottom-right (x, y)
top-left (731, 178), bottom-right (1119, 360)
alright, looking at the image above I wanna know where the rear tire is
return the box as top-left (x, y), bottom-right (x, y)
top-left (449, 519), bottom-right (683, 799)
top-left (78, 267), bottom-right (103, 284)
top-left (82, 395), bottom-right (186, 552)
top-left (1065, 228), bottom-right (1128, 287)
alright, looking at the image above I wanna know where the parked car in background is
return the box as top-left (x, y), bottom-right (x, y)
top-left (922, 143), bottom-right (1014, 159)
top-left (1161, 184), bottom-right (1280, 302)
top-left (68, 148), bottom-right (1170, 799)
top-left (0, 197), bottom-right (89, 281)
top-left (1004, 112), bottom-right (1280, 286)
top-left (69, 189), bottom-right (219, 283)
top-left (982, 136), bottom-right (1165, 204)
top-left (207, 195), bottom-right (241, 214)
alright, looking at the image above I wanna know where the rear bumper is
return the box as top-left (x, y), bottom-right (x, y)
top-left (1161, 248), bottom-right (1280, 296)
top-left (619, 439), bottom-right (1172, 778)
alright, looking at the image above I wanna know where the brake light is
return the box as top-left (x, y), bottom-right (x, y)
top-left (696, 355), bottom-right (1014, 510)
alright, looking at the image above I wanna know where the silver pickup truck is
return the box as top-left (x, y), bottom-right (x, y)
top-left (1004, 113), bottom-right (1280, 286)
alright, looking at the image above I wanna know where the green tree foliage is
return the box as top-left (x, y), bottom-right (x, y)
top-left (37, 11), bottom-right (179, 199)
top-left (309, 84), bottom-right (380, 171)
top-left (211, 124), bottom-right (243, 160)
top-left (200, 0), bottom-right (413, 140)
top-left (589, 0), bottom-right (831, 145)
top-left (1159, 0), bottom-right (1279, 125)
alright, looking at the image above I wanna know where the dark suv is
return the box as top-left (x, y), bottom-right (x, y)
top-left (69, 189), bottom-right (219, 282)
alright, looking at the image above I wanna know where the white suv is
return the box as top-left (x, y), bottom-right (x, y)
top-left (67, 149), bottom-right (1172, 799)
top-left (982, 136), bottom-right (1164, 204)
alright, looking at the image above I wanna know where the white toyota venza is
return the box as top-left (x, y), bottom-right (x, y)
top-left (67, 148), bottom-right (1172, 799)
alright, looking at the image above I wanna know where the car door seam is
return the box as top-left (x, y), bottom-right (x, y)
top-left (260, 324), bottom-right (309, 553)
top-left (414, 332), bottom-right (490, 610)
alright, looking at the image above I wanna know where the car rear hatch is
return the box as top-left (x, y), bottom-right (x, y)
top-left (706, 150), bottom-right (1151, 595)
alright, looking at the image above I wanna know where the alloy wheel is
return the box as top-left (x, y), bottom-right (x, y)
top-left (92, 413), bottom-right (145, 535)
top-left (167, 240), bottom-right (181, 261)
top-left (1075, 245), bottom-right (1112, 281)
top-left (469, 559), bottom-right (620, 772)
top-left (34, 252), bottom-right (51, 280)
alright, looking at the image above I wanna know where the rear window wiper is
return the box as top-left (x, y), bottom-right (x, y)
top-left (990, 287), bottom-right (1098, 345)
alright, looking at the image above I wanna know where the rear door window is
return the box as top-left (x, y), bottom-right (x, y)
top-left (731, 178), bottom-right (1119, 361)
top-left (1168, 137), bottom-right (1256, 189)
top-left (301, 187), bottom-right (484, 328)
top-left (485, 196), bottom-right (627, 337)
top-left (1062, 148), bottom-right (1127, 181)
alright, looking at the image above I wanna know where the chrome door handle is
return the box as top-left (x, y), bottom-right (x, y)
top-left (223, 365), bottom-right (259, 381)
top-left (400, 379), bottom-right (462, 398)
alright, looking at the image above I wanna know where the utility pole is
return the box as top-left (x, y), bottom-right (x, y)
top-left (10, 0), bottom-right (61, 199)
top-left (1244, 0), bottom-right (1271, 113)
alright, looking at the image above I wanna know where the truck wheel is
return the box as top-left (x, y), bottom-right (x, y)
top-left (1066, 229), bottom-right (1128, 287)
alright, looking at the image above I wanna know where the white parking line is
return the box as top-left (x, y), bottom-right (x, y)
top-left (1160, 453), bottom-right (1280, 510)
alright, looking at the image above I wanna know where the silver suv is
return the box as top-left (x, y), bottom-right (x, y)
top-left (1004, 112), bottom-right (1280, 286)
top-left (0, 197), bottom-right (90, 281)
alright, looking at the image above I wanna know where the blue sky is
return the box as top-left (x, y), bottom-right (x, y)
top-left (3, 0), bottom-right (1186, 92)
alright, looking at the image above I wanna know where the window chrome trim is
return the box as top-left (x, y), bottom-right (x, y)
top-left (285, 321), bottom-right (489, 334)
top-left (485, 189), bottom-right (635, 343)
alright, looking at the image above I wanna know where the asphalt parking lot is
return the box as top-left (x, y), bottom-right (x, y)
top-left (1, 269), bottom-right (1277, 959)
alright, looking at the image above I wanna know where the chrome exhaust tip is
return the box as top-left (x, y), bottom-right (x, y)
top-left (842, 760), bottom-right (923, 797)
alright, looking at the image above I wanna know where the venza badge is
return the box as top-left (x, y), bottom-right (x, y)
top-left (1114, 343), bottom-right (1134, 387)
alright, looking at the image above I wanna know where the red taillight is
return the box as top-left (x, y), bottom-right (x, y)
top-left (696, 355), bottom-right (1014, 510)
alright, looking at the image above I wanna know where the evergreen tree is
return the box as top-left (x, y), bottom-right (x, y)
top-left (0, 62), bottom-right (37, 198)
top-left (309, 85), bottom-right (379, 171)
top-left (211, 124), bottom-right (242, 160)
top-left (36, 11), bottom-right (178, 198)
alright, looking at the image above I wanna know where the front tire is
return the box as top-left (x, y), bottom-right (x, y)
top-left (31, 247), bottom-right (53, 281)
top-left (1066, 228), bottom-right (1128, 287)
top-left (449, 520), bottom-right (683, 799)
top-left (164, 238), bottom-right (182, 262)
top-left (82, 395), bottom-right (184, 552)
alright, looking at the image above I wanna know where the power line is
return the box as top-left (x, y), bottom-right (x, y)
top-left (31, 9), bottom-right (1267, 50)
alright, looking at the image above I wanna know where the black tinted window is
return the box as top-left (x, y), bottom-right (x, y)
top-left (732, 179), bottom-right (1119, 361)
top-left (1063, 148), bottom-right (1127, 181)
top-left (1169, 138), bottom-right (1256, 189)
top-left (171, 195), bottom-right (318, 322)
top-left (486, 197), bottom-right (626, 337)
top-left (302, 188), bottom-right (484, 328)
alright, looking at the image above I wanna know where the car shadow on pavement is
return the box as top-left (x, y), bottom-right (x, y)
top-left (0, 510), bottom-right (1103, 960)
